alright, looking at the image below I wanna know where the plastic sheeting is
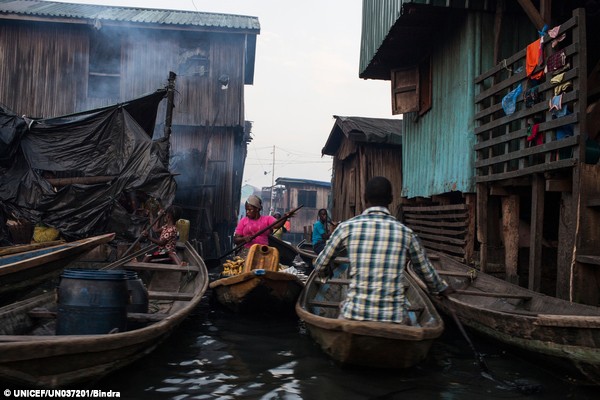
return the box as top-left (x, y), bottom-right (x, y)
top-left (0, 90), bottom-right (176, 240)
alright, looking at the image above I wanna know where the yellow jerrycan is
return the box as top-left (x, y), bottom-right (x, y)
top-left (244, 244), bottom-right (280, 272)
top-left (176, 219), bottom-right (190, 243)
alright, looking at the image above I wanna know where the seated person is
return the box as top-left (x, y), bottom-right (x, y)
top-left (141, 205), bottom-right (183, 265)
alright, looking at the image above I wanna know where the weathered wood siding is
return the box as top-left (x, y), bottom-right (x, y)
top-left (0, 17), bottom-right (252, 257)
top-left (0, 21), bottom-right (246, 128)
top-left (331, 142), bottom-right (402, 221)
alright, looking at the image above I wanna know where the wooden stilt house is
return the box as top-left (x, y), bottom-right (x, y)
top-left (360, 0), bottom-right (600, 305)
top-left (322, 116), bottom-right (403, 222)
top-left (0, 1), bottom-right (260, 257)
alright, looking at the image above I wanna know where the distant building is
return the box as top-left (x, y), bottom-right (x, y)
top-left (263, 177), bottom-right (332, 244)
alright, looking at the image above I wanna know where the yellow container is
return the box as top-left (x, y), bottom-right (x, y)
top-left (32, 225), bottom-right (60, 243)
top-left (244, 244), bottom-right (280, 272)
top-left (176, 219), bottom-right (190, 243)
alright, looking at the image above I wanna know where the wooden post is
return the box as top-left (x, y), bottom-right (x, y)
top-left (164, 71), bottom-right (177, 158)
top-left (502, 194), bottom-right (520, 284)
top-left (529, 174), bottom-right (545, 291)
top-left (477, 183), bottom-right (488, 272)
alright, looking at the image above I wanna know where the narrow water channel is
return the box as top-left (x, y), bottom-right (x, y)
top-left (94, 287), bottom-right (598, 400)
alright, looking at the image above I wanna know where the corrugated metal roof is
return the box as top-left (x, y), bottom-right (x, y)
top-left (360, 0), bottom-right (496, 80)
top-left (275, 177), bottom-right (331, 188)
top-left (322, 116), bottom-right (402, 156)
top-left (0, 0), bottom-right (260, 31)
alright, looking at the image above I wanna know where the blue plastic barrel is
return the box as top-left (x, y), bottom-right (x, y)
top-left (56, 269), bottom-right (129, 335)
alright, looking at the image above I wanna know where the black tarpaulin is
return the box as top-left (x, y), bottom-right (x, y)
top-left (0, 89), bottom-right (176, 240)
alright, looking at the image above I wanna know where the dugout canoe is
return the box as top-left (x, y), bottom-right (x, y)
top-left (407, 251), bottom-right (600, 386)
top-left (296, 257), bottom-right (444, 368)
top-left (295, 239), bottom-right (316, 269)
top-left (268, 235), bottom-right (299, 266)
top-left (209, 244), bottom-right (304, 315)
top-left (0, 233), bottom-right (115, 303)
top-left (0, 241), bottom-right (208, 388)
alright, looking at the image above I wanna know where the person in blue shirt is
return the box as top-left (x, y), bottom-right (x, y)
top-left (312, 208), bottom-right (337, 254)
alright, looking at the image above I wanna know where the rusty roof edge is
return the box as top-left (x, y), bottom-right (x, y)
top-left (0, 0), bottom-right (260, 31)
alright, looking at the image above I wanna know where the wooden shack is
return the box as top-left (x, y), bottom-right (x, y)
top-left (322, 116), bottom-right (403, 222)
top-left (0, 1), bottom-right (260, 257)
top-left (262, 178), bottom-right (331, 244)
top-left (360, 1), bottom-right (600, 305)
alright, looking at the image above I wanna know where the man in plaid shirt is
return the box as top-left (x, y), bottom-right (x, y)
top-left (314, 176), bottom-right (454, 323)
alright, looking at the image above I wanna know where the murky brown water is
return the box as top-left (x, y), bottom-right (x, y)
top-left (91, 287), bottom-right (598, 400)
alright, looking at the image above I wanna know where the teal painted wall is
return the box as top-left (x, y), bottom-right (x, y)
top-left (402, 12), bottom-right (495, 198)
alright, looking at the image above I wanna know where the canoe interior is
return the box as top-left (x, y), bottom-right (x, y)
top-left (0, 234), bottom-right (116, 303)
top-left (0, 241), bottom-right (209, 388)
top-left (407, 251), bottom-right (600, 385)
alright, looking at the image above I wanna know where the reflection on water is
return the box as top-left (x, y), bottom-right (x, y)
top-left (95, 292), bottom-right (598, 400)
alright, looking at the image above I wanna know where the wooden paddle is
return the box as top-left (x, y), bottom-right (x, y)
top-left (208, 204), bottom-right (304, 266)
top-left (120, 211), bottom-right (165, 260)
top-left (448, 307), bottom-right (541, 394)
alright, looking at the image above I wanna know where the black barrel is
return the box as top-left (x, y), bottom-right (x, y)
top-left (56, 269), bottom-right (129, 335)
top-left (124, 270), bottom-right (149, 314)
top-left (123, 270), bottom-right (149, 330)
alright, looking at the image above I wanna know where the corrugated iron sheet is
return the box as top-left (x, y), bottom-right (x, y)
top-left (360, 0), bottom-right (404, 78)
top-left (0, 0), bottom-right (260, 31)
top-left (402, 12), bottom-right (494, 199)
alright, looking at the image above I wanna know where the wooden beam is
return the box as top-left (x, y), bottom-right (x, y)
top-left (502, 195), bottom-right (520, 284)
top-left (540, 0), bottom-right (552, 26)
top-left (517, 0), bottom-right (546, 31)
top-left (493, 0), bottom-right (504, 65)
top-left (529, 174), bottom-right (545, 291)
top-left (546, 179), bottom-right (572, 192)
top-left (490, 185), bottom-right (509, 196)
top-left (477, 183), bottom-right (489, 272)
top-left (454, 290), bottom-right (532, 300)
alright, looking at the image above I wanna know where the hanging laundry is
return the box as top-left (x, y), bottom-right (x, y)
top-left (550, 73), bottom-right (572, 95)
top-left (527, 123), bottom-right (543, 146)
top-left (549, 94), bottom-right (563, 116)
top-left (502, 83), bottom-right (522, 116)
top-left (546, 49), bottom-right (567, 74)
top-left (547, 25), bottom-right (566, 49)
top-left (526, 38), bottom-right (545, 80)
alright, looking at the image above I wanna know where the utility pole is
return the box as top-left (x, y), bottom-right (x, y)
top-left (271, 145), bottom-right (276, 215)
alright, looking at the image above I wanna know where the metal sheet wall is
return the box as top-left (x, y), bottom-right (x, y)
top-left (402, 12), bottom-right (494, 199)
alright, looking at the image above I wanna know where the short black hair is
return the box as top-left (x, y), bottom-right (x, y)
top-left (365, 176), bottom-right (393, 206)
top-left (167, 205), bottom-right (182, 221)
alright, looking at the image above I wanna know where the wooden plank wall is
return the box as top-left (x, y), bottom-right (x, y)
top-left (403, 203), bottom-right (474, 263)
top-left (330, 143), bottom-right (402, 222)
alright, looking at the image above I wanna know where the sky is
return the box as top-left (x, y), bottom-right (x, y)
top-left (50, 0), bottom-right (399, 189)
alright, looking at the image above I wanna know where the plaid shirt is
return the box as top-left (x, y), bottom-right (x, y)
top-left (314, 206), bottom-right (447, 323)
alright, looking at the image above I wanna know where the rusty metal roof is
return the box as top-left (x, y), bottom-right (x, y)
top-left (322, 116), bottom-right (402, 156)
top-left (0, 0), bottom-right (260, 32)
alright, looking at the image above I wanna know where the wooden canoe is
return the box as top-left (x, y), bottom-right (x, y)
top-left (0, 241), bottom-right (208, 388)
top-left (296, 258), bottom-right (444, 368)
top-left (295, 239), bottom-right (316, 269)
top-left (268, 235), bottom-right (299, 266)
top-left (209, 244), bottom-right (304, 315)
top-left (0, 233), bottom-right (115, 302)
top-left (407, 251), bottom-right (600, 385)
top-left (209, 269), bottom-right (304, 315)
